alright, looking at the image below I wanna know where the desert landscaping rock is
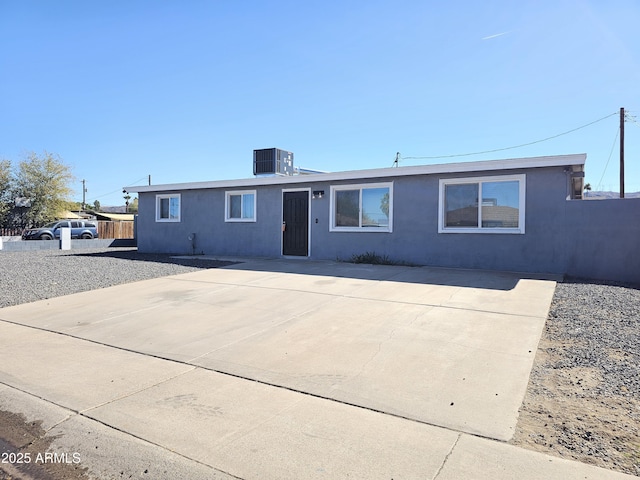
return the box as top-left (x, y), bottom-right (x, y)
top-left (512, 280), bottom-right (640, 477)
top-left (0, 248), bottom-right (233, 308)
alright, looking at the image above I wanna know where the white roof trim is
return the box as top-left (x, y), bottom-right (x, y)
top-left (124, 153), bottom-right (586, 194)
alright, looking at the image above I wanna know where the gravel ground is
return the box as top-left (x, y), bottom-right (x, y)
top-left (0, 248), bottom-right (639, 477)
top-left (0, 248), bottom-right (233, 308)
top-left (0, 248), bottom-right (233, 480)
top-left (511, 280), bottom-right (640, 477)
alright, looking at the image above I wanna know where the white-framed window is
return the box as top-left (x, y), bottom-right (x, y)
top-left (330, 182), bottom-right (393, 232)
top-left (155, 194), bottom-right (181, 222)
top-left (438, 174), bottom-right (525, 234)
top-left (225, 190), bottom-right (256, 222)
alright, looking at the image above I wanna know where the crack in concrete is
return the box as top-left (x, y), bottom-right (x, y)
top-left (433, 432), bottom-right (461, 480)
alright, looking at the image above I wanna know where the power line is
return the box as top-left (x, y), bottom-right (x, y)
top-left (401, 112), bottom-right (619, 160)
top-left (625, 110), bottom-right (640, 128)
top-left (596, 127), bottom-right (620, 191)
top-left (91, 176), bottom-right (148, 200)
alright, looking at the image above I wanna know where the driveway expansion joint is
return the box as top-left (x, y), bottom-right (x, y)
top-left (158, 277), bottom-right (548, 319)
top-left (0, 380), bottom-right (81, 431)
top-left (0, 316), bottom-right (517, 442)
top-left (0, 381), bottom-right (244, 480)
top-left (79, 366), bottom-right (198, 415)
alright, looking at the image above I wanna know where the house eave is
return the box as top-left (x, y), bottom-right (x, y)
top-left (124, 153), bottom-right (587, 194)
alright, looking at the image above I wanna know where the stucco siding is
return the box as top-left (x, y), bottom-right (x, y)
top-left (564, 197), bottom-right (640, 284)
top-left (134, 165), bottom-right (637, 283)
top-left (307, 167), bottom-right (571, 274)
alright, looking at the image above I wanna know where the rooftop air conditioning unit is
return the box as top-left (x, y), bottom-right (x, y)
top-left (253, 148), bottom-right (294, 176)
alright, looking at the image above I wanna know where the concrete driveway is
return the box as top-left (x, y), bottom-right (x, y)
top-left (0, 259), bottom-right (633, 479)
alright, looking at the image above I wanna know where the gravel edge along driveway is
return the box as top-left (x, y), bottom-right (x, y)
top-left (0, 248), bottom-right (639, 477)
top-left (511, 280), bottom-right (640, 477)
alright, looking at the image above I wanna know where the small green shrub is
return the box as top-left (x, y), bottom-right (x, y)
top-left (350, 251), bottom-right (394, 265)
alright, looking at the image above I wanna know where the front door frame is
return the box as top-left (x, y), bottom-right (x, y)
top-left (281, 188), bottom-right (311, 257)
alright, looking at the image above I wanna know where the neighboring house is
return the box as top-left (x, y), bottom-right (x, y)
top-left (99, 206), bottom-right (130, 214)
top-left (60, 210), bottom-right (86, 220)
top-left (125, 153), bottom-right (640, 284)
top-left (91, 212), bottom-right (135, 222)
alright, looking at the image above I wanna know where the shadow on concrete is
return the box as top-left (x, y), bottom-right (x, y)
top-left (219, 259), bottom-right (553, 291)
top-left (69, 250), bottom-right (563, 291)
top-left (107, 238), bottom-right (137, 247)
top-left (72, 249), bottom-right (237, 270)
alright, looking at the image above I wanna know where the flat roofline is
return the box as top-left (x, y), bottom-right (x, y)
top-left (124, 153), bottom-right (586, 194)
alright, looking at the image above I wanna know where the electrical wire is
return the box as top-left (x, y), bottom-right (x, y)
top-left (596, 127), bottom-right (620, 191)
top-left (401, 112), bottom-right (619, 160)
top-left (91, 176), bottom-right (148, 200)
top-left (626, 110), bottom-right (640, 128)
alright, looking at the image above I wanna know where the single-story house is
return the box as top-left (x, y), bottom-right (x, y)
top-left (125, 153), bottom-right (640, 283)
top-left (91, 212), bottom-right (136, 222)
top-left (61, 210), bottom-right (89, 220)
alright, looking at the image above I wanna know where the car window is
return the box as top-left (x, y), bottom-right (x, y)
top-left (71, 221), bottom-right (81, 228)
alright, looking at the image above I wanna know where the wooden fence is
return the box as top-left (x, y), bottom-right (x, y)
top-left (1, 222), bottom-right (134, 239)
top-left (98, 221), bottom-right (134, 239)
top-left (0, 228), bottom-right (23, 236)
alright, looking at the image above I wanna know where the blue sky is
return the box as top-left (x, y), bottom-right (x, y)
top-left (1, 0), bottom-right (639, 206)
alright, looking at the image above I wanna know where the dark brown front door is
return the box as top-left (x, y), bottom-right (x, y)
top-left (282, 191), bottom-right (309, 256)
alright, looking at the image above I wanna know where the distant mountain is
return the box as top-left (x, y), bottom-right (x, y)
top-left (584, 191), bottom-right (640, 199)
top-left (99, 206), bottom-right (128, 213)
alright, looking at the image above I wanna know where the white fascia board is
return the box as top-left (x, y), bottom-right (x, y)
top-left (124, 153), bottom-right (586, 194)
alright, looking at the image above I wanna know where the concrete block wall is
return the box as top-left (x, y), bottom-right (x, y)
top-left (0, 238), bottom-right (136, 252)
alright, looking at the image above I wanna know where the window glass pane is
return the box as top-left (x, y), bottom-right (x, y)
top-left (160, 198), bottom-right (169, 219)
top-left (242, 193), bottom-right (255, 219)
top-left (445, 184), bottom-right (478, 227)
top-left (335, 190), bottom-right (359, 226)
top-left (362, 188), bottom-right (390, 227)
top-left (169, 197), bottom-right (180, 219)
top-left (481, 181), bottom-right (519, 228)
top-left (229, 195), bottom-right (241, 218)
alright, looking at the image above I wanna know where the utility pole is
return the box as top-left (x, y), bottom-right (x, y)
top-left (82, 179), bottom-right (87, 210)
top-left (620, 107), bottom-right (625, 198)
top-left (148, 174), bottom-right (151, 186)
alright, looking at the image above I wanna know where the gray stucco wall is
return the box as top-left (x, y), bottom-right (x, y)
top-left (563, 198), bottom-right (640, 284)
top-left (136, 167), bottom-right (639, 284)
top-left (138, 187), bottom-right (284, 257)
top-left (299, 167), bottom-right (573, 275)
